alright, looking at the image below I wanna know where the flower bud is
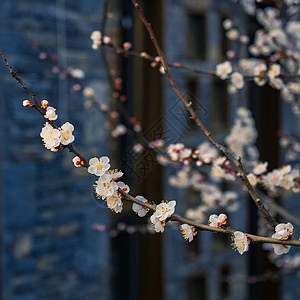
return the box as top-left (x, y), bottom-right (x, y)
top-left (123, 42), bottom-right (132, 50)
top-left (23, 100), bottom-right (33, 107)
top-left (41, 99), bottom-right (49, 108)
top-left (103, 36), bottom-right (112, 45)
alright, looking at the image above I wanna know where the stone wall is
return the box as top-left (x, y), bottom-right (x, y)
top-left (0, 0), bottom-right (112, 299)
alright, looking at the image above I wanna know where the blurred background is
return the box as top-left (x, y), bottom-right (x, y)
top-left (1, 0), bottom-right (300, 299)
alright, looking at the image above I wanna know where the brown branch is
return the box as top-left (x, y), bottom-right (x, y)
top-left (0, 49), bottom-right (45, 115)
top-left (1, 48), bottom-right (298, 249)
top-left (0, 50), bottom-right (89, 167)
top-left (130, 0), bottom-right (277, 228)
top-left (119, 188), bottom-right (300, 247)
top-left (265, 196), bottom-right (300, 228)
top-left (111, 44), bottom-right (214, 75)
top-left (106, 43), bottom-right (300, 79)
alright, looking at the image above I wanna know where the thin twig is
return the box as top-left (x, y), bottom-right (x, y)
top-left (0, 50), bottom-right (89, 167)
top-left (265, 197), bottom-right (300, 228)
top-left (0, 49), bottom-right (45, 115)
top-left (105, 41), bottom-right (300, 78)
top-left (130, 0), bottom-right (277, 228)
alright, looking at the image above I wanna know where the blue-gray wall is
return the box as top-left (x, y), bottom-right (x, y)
top-left (0, 1), bottom-right (112, 299)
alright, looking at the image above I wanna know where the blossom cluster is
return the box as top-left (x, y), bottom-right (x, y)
top-left (86, 156), bottom-right (127, 213)
top-left (225, 107), bottom-right (258, 160)
top-left (40, 122), bottom-right (75, 151)
top-left (216, 1), bottom-right (300, 115)
top-left (90, 31), bottom-right (102, 50)
top-left (272, 222), bottom-right (294, 255)
top-left (209, 213), bottom-right (228, 228)
top-left (150, 200), bottom-right (176, 233)
top-left (31, 100), bottom-right (76, 152)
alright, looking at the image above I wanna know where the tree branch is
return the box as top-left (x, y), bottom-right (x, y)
top-left (130, 0), bottom-right (277, 228)
top-left (1, 49), bottom-right (299, 250)
top-left (119, 188), bottom-right (300, 247)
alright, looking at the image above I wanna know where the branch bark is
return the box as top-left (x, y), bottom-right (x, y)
top-left (119, 188), bottom-right (300, 247)
top-left (130, 0), bottom-right (277, 228)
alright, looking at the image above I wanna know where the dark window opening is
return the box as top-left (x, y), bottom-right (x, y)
top-left (220, 264), bottom-right (231, 299)
top-left (187, 274), bottom-right (207, 300)
top-left (187, 232), bottom-right (200, 259)
top-left (187, 13), bottom-right (206, 60)
top-left (185, 77), bottom-right (200, 130)
top-left (211, 78), bottom-right (228, 131)
top-left (213, 231), bottom-right (230, 255)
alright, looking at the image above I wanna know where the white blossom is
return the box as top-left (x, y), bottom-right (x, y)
top-left (223, 18), bottom-right (233, 30)
top-left (95, 174), bottom-right (118, 199)
top-left (272, 233), bottom-right (291, 255)
top-left (150, 200), bottom-right (176, 233)
top-left (274, 222), bottom-right (294, 240)
top-left (106, 193), bottom-right (123, 213)
top-left (246, 172), bottom-right (257, 186)
top-left (253, 161), bottom-right (268, 175)
top-left (107, 169), bottom-right (124, 180)
top-left (69, 68), bottom-right (85, 79)
top-left (45, 106), bottom-right (58, 121)
top-left (226, 29), bottom-right (239, 40)
top-left (209, 213), bottom-right (228, 228)
top-left (117, 181), bottom-right (130, 193)
top-left (180, 224), bottom-right (197, 242)
top-left (60, 122), bottom-right (75, 145)
top-left (112, 124), bottom-right (127, 137)
top-left (233, 231), bottom-right (249, 255)
top-left (40, 122), bottom-right (61, 151)
top-left (215, 61), bottom-right (232, 80)
top-left (83, 87), bottom-right (94, 97)
top-left (231, 72), bottom-right (244, 89)
top-left (23, 100), bottom-right (32, 107)
top-left (253, 63), bottom-right (267, 86)
top-left (267, 64), bottom-right (281, 80)
top-left (195, 142), bottom-right (218, 163)
top-left (90, 30), bottom-right (102, 49)
top-left (132, 195), bottom-right (149, 217)
top-left (88, 156), bottom-right (110, 177)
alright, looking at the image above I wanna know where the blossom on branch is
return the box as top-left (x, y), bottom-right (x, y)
top-left (274, 222), bottom-right (294, 240)
top-left (72, 156), bottom-right (84, 167)
top-left (150, 200), bottom-right (176, 233)
top-left (180, 224), bottom-right (197, 242)
top-left (231, 72), bottom-right (244, 89)
top-left (45, 106), bottom-right (58, 121)
top-left (271, 222), bottom-right (294, 255)
top-left (132, 195), bottom-right (149, 217)
top-left (60, 122), bottom-right (75, 145)
top-left (209, 213), bottom-right (228, 228)
top-left (271, 235), bottom-right (291, 255)
top-left (106, 194), bottom-right (123, 213)
top-left (232, 231), bottom-right (250, 255)
top-left (40, 122), bottom-right (61, 151)
top-left (215, 61), bottom-right (232, 79)
top-left (117, 181), bottom-right (130, 193)
top-left (23, 100), bottom-right (33, 107)
top-left (41, 99), bottom-right (49, 108)
top-left (90, 30), bottom-right (102, 50)
top-left (253, 161), bottom-right (268, 175)
top-left (95, 174), bottom-right (119, 199)
top-left (88, 156), bottom-right (111, 176)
